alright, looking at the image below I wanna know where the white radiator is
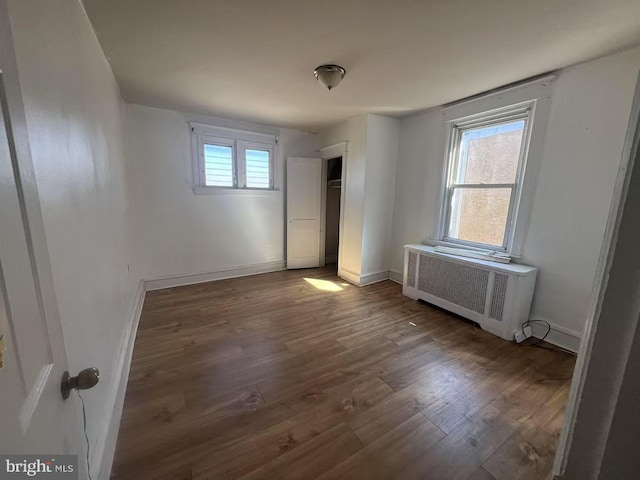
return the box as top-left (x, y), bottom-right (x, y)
top-left (403, 244), bottom-right (537, 341)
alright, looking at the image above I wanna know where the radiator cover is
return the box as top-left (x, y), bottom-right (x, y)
top-left (403, 245), bottom-right (537, 341)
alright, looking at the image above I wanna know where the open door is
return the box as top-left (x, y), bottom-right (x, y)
top-left (0, 32), bottom-right (80, 470)
top-left (287, 157), bottom-right (322, 269)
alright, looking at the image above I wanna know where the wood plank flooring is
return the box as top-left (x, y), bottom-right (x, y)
top-left (111, 267), bottom-right (575, 480)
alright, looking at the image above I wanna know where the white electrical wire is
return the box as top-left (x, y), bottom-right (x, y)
top-left (77, 391), bottom-right (93, 480)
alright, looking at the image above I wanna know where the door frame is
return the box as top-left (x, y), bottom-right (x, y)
top-left (318, 141), bottom-right (348, 276)
top-left (553, 71), bottom-right (640, 477)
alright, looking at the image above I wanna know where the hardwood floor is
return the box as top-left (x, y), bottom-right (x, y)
top-left (111, 267), bottom-right (575, 480)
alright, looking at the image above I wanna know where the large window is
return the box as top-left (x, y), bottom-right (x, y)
top-left (440, 104), bottom-right (532, 251)
top-left (191, 123), bottom-right (276, 192)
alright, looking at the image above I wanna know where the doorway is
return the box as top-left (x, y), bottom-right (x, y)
top-left (285, 149), bottom-right (345, 273)
top-left (324, 156), bottom-right (342, 269)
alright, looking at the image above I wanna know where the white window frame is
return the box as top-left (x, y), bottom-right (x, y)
top-left (437, 101), bottom-right (536, 253)
top-left (191, 122), bottom-right (277, 194)
top-left (197, 135), bottom-right (237, 188)
top-left (237, 141), bottom-right (275, 189)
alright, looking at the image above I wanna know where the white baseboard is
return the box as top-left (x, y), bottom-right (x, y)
top-left (96, 280), bottom-right (146, 480)
top-left (338, 269), bottom-right (392, 286)
top-left (389, 270), bottom-right (403, 284)
top-left (359, 271), bottom-right (390, 286)
top-left (338, 268), bottom-right (361, 286)
top-left (144, 261), bottom-right (286, 291)
top-left (529, 319), bottom-right (582, 353)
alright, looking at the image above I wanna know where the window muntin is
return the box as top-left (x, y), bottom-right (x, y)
top-left (443, 110), bottom-right (531, 250)
top-left (192, 127), bottom-right (276, 192)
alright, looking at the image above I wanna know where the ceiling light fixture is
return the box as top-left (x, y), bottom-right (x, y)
top-left (314, 64), bottom-right (346, 91)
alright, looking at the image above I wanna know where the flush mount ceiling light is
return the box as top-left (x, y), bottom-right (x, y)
top-left (314, 64), bottom-right (346, 91)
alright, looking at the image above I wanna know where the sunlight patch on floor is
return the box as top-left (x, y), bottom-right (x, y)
top-left (303, 278), bottom-right (344, 292)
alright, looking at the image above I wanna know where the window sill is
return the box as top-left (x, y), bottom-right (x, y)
top-left (193, 186), bottom-right (280, 196)
top-left (429, 239), bottom-right (523, 260)
top-left (435, 238), bottom-right (504, 252)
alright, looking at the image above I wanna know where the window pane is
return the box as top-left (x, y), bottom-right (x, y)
top-left (457, 120), bottom-right (525, 184)
top-left (204, 144), bottom-right (234, 186)
top-left (245, 149), bottom-right (271, 189)
top-left (448, 188), bottom-right (512, 247)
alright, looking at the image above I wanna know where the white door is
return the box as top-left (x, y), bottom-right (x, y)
top-left (287, 157), bottom-right (322, 269)
top-left (0, 65), bottom-right (76, 458)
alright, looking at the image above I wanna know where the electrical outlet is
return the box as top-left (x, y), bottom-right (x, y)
top-left (514, 326), bottom-right (533, 344)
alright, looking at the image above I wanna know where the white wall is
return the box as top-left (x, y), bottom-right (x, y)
top-left (558, 83), bottom-right (640, 478)
top-left (390, 111), bottom-right (447, 272)
top-left (523, 48), bottom-right (640, 339)
top-left (390, 47), bottom-right (640, 350)
top-left (7, 0), bottom-right (139, 473)
top-left (320, 114), bottom-right (399, 283)
top-left (321, 115), bottom-right (368, 278)
top-left (125, 104), bottom-right (320, 281)
top-left (361, 115), bottom-right (400, 277)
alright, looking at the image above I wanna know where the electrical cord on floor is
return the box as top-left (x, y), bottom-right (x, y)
top-left (520, 319), bottom-right (559, 351)
top-left (77, 391), bottom-right (93, 480)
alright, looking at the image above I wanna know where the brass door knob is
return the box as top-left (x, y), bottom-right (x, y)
top-left (61, 367), bottom-right (100, 400)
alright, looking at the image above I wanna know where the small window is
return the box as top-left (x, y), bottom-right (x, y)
top-left (191, 123), bottom-right (276, 192)
top-left (440, 105), bottom-right (532, 251)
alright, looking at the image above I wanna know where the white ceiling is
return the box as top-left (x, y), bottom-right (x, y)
top-left (83, 0), bottom-right (640, 131)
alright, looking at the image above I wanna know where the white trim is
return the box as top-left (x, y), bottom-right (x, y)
top-left (144, 261), bottom-right (286, 291)
top-left (442, 75), bottom-right (556, 116)
top-left (193, 186), bottom-right (280, 196)
top-left (190, 122), bottom-right (277, 145)
top-left (237, 140), bottom-right (275, 189)
top-left (96, 280), bottom-right (146, 479)
top-left (337, 153), bottom-right (347, 280)
top-left (338, 268), bottom-right (361, 286)
top-left (318, 141), bottom-right (348, 281)
top-left (338, 269), bottom-right (391, 286)
top-left (435, 80), bottom-right (555, 258)
top-left (389, 270), bottom-right (403, 284)
top-left (318, 141), bottom-right (348, 157)
top-left (191, 123), bottom-right (278, 193)
top-left (195, 135), bottom-right (236, 187)
top-left (359, 271), bottom-right (390, 286)
top-left (319, 158), bottom-right (328, 267)
top-left (438, 101), bottom-right (536, 253)
top-left (528, 320), bottom-right (582, 353)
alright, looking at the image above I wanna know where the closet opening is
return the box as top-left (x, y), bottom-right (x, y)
top-left (323, 156), bottom-right (342, 270)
